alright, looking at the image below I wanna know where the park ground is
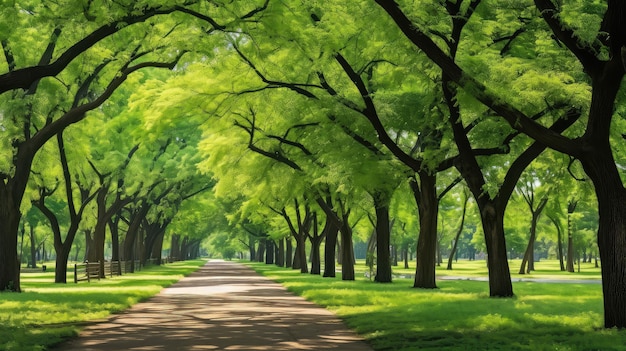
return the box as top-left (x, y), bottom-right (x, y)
top-left (3, 258), bottom-right (626, 351)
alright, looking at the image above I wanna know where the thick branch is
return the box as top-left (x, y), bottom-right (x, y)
top-left (533, 0), bottom-right (601, 73)
top-left (0, 6), bottom-right (181, 94)
top-left (374, 0), bottom-right (583, 157)
top-left (334, 52), bottom-right (423, 171)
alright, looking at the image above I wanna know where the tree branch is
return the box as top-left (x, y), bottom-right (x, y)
top-left (374, 0), bottom-right (583, 157)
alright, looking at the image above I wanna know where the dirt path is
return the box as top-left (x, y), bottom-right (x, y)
top-left (54, 260), bottom-right (373, 351)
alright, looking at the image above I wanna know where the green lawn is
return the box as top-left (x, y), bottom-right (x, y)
top-left (0, 259), bottom-right (206, 351)
top-left (246, 260), bottom-right (625, 351)
top-left (2, 258), bottom-right (619, 351)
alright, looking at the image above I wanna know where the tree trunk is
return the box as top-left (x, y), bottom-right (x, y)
top-left (285, 238), bottom-right (293, 267)
top-left (294, 235), bottom-right (307, 273)
top-left (180, 237), bottom-right (189, 261)
top-left (274, 240), bottom-right (280, 265)
top-left (566, 206), bottom-right (576, 273)
top-left (109, 217), bottom-right (120, 262)
top-left (29, 225), bottom-right (37, 269)
top-left (265, 239), bottom-right (275, 264)
top-left (124, 206), bottom-right (148, 266)
top-left (0, 197), bottom-right (21, 291)
top-left (480, 202), bottom-right (514, 297)
top-left (412, 172), bottom-right (438, 289)
top-left (339, 218), bottom-right (355, 280)
top-left (580, 146), bottom-right (626, 328)
top-left (310, 235), bottom-right (322, 275)
top-left (170, 234), bottom-right (181, 261)
top-left (89, 185), bottom-right (109, 277)
top-left (519, 227), bottom-right (536, 274)
top-left (323, 224), bottom-right (338, 277)
top-left (248, 236), bottom-right (256, 261)
top-left (276, 238), bottom-right (285, 267)
top-left (403, 247), bottom-right (409, 269)
top-left (257, 240), bottom-right (265, 263)
top-left (374, 191), bottom-right (392, 283)
top-left (447, 195), bottom-right (468, 270)
top-left (151, 231), bottom-right (162, 265)
top-left (550, 215), bottom-right (566, 271)
top-left (54, 245), bottom-right (72, 283)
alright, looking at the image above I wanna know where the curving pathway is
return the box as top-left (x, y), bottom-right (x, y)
top-left (54, 260), bottom-right (373, 351)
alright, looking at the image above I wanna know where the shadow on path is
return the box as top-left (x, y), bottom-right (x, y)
top-left (54, 260), bottom-right (373, 351)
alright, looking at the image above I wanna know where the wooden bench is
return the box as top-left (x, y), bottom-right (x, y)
top-left (74, 261), bottom-right (101, 283)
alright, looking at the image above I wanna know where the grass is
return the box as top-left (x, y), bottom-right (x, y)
top-left (246, 259), bottom-right (626, 351)
top-left (0, 259), bottom-right (206, 351)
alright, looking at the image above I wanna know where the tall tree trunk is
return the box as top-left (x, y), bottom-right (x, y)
top-left (109, 216), bottom-right (120, 262)
top-left (323, 224), bottom-right (338, 277)
top-left (580, 147), bottom-right (626, 328)
top-left (152, 233), bottom-right (164, 264)
top-left (310, 238), bottom-right (321, 275)
top-left (519, 226), bottom-right (537, 274)
top-left (339, 217), bottom-right (355, 280)
top-left (257, 240), bottom-right (265, 263)
top-left (566, 201), bottom-right (577, 273)
top-left (373, 191), bottom-right (392, 283)
top-left (549, 215), bottom-right (566, 271)
top-left (248, 236), bottom-right (256, 261)
top-left (285, 238), bottom-right (293, 267)
top-left (479, 202), bottom-right (513, 297)
top-left (310, 214), bottom-right (327, 275)
top-left (291, 230), bottom-right (309, 273)
top-left (276, 238), bottom-right (285, 267)
top-left (265, 239), bottom-right (275, 264)
top-left (274, 241), bottom-right (280, 265)
top-left (29, 225), bottom-right (37, 269)
top-left (84, 229), bottom-right (93, 262)
top-left (124, 206), bottom-right (148, 266)
top-left (447, 194), bottom-right (468, 270)
top-left (412, 172), bottom-right (438, 288)
top-left (0, 197), bottom-right (21, 291)
top-left (403, 247), bottom-right (409, 269)
top-left (170, 234), bottom-right (180, 261)
top-left (180, 237), bottom-right (189, 261)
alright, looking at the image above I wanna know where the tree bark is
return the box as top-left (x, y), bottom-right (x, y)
top-left (373, 191), bottom-right (392, 283)
top-left (580, 145), bottom-right (626, 328)
top-left (323, 224), bottom-right (338, 277)
top-left (0, 198), bottom-right (21, 291)
top-left (265, 239), bottom-right (275, 264)
top-left (447, 194), bottom-right (469, 270)
top-left (29, 225), bottom-right (37, 269)
top-left (339, 216), bottom-right (355, 280)
top-left (310, 213), bottom-right (327, 275)
top-left (248, 236), bottom-right (256, 261)
top-left (285, 238), bottom-right (293, 267)
top-left (480, 202), bottom-right (514, 296)
top-left (276, 238), bottom-right (285, 267)
top-left (257, 240), bottom-right (265, 263)
top-left (412, 172), bottom-right (438, 288)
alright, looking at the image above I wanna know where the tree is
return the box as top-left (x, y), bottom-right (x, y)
top-left (30, 131), bottom-right (96, 283)
top-left (516, 167), bottom-right (551, 274)
top-left (375, 0), bottom-right (626, 327)
top-left (0, 0), bottom-right (271, 291)
top-left (446, 187), bottom-right (470, 270)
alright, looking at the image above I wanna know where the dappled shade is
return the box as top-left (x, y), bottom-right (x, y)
top-left (54, 260), bottom-right (372, 351)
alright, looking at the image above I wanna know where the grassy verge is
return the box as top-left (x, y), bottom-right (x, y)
top-left (0, 259), bottom-right (206, 351)
top-left (246, 260), bottom-right (625, 351)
